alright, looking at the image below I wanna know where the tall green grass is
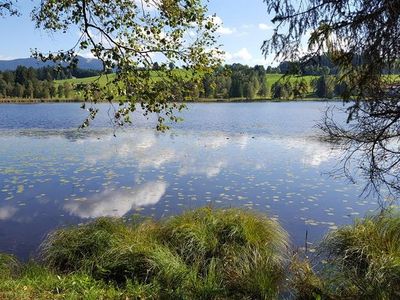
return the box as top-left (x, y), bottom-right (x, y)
top-left (290, 209), bottom-right (400, 300)
top-left (37, 207), bottom-right (288, 299)
top-left (0, 253), bottom-right (20, 278)
top-left (318, 210), bottom-right (400, 299)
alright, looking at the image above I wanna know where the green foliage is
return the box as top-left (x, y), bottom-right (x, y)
top-left (292, 79), bottom-right (309, 99)
top-left (0, 1), bottom-right (18, 16)
top-left (271, 81), bottom-right (292, 99)
top-left (51, 68), bottom-right (327, 102)
top-left (159, 208), bottom-right (288, 298)
top-left (262, 0), bottom-right (400, 196)
top-left (262, 0), bottom-right (400, 88)
top-left (259, 75), bottom-right (269, 97)
top-left (0, 66), bottom-right (84, 100)
top-left (62, 82), bottom-right (72, 99)
top-left (39, 207), bottom-right (288, 299)
top-left (314, 75), bottom-right (335, 99)
top-left (39, 218), bottom-right (131, 274)
top-left (30, 0), bottom-right (222, 130)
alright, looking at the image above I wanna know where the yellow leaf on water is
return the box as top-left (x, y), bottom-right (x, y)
top-left (17, 185), bottom-right (24, 193)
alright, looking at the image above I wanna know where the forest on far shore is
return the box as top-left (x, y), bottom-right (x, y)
top-left (1, 54), bottom-right (399, 101)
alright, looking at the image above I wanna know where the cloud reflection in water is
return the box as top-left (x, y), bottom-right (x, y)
top-left (64, 181), bottom-right (167, 218)
top-left (0, 206), bottom-right (18, 220)
top-left (80, 130), bottom-right (340, 177)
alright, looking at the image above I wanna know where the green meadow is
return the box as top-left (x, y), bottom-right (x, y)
top-left (54, 73), bottom-right (319, 102)
top-left (57, 73), bottom-right (317, 88)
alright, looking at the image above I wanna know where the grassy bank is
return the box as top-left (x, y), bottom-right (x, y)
top-left (1, 207), bottom-right (399, 299)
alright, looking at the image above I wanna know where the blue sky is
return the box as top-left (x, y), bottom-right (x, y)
top-left (0, 0), bottom-right (276, 66)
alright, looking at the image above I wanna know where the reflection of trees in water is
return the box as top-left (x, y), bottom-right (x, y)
top-left (3, 128), bottom-right (115, 142)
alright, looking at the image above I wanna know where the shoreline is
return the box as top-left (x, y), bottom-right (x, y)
top-left (0, 97), bottom-right (341, 104)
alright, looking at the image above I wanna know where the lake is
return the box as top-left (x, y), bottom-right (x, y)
top-left (0, 102), bottom-right (377, 259)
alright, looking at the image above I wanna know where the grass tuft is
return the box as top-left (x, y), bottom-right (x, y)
top-left (294, 209), bottom-right (400, 300)
top-left (321, 209), bottom-right (400, 299)
top-left (0, 253), bottom-right (21, 278)
top-left (39, 217), bottom-right (131, 274)
top-left (158, 207), bottom-right (289, 298)
top-left (37, 207), bottom-right (288, 299)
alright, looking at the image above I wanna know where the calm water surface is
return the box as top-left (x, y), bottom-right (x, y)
top-left (0, 102), bottom-right (376, 259)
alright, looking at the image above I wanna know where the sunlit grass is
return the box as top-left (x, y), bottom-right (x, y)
top-left (290, 209), bottom-right (400, 299)
top-left (0, 263), bottom-right (126, 300)
top-left (318, 209), bottom-right (400, 299)
top-left (37, 207), bottom-right (289, 299)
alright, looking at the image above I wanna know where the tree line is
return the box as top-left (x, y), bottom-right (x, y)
top-left (0, 65), bottom-right (99, 99)
top-left (279, 54), bottom-right (400, 76)
top-left (0, 63), bottom-right (353, 100)
top-left (198, 64), bottom-right (347, 100)
top-left (199, 64), bottom-right (269, 100)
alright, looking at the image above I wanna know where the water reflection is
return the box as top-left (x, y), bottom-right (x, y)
top-left (0, 102), bottom-right (374, 259)
top-left (0, 206), bottom-right (17, 220)
top-left (279, 138), bottom-right (340, 167)
top-left (79, 130), bottom-right (340, 179)
top-left (64, 181), bottom-right (167, 218)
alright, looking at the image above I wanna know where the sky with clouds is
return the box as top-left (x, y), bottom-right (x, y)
top-left (0, 0), bottom-right (276, 66)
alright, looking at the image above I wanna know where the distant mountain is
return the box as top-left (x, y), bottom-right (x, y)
top-left (0, 56), bottom-right (103, 71)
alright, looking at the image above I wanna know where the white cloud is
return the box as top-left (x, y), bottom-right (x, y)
top-left (78, 50), bottom-right (96, 59)
top-left (137, 149), bottom-right (176, 169)
top-left (236, 135), bottom-right (249, 149)
top-left (241, 24), bottom-right (254, 29)
top-left (233, 48), bottom-right (253, 62)
top-left (218, 27), bottom-right (235, 35)
top-left (0, 55), bottom-right (16, 60)
top-left (209, 16), bottom-right (236, 35)
top-left (222, 49), bottom-right (272, 66)
top-left (82, 129), bottom-right (252, 179)
top-left (250, 57), bottom-right (268, 65)
top-left (258, 23), bottom-right (272, 31)
top-left (64, 181), bottom-right (167, 218)
top-left (222, 51), bottom-right (233, 61)
top-left (197, 135), bottom-right (229, 149)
